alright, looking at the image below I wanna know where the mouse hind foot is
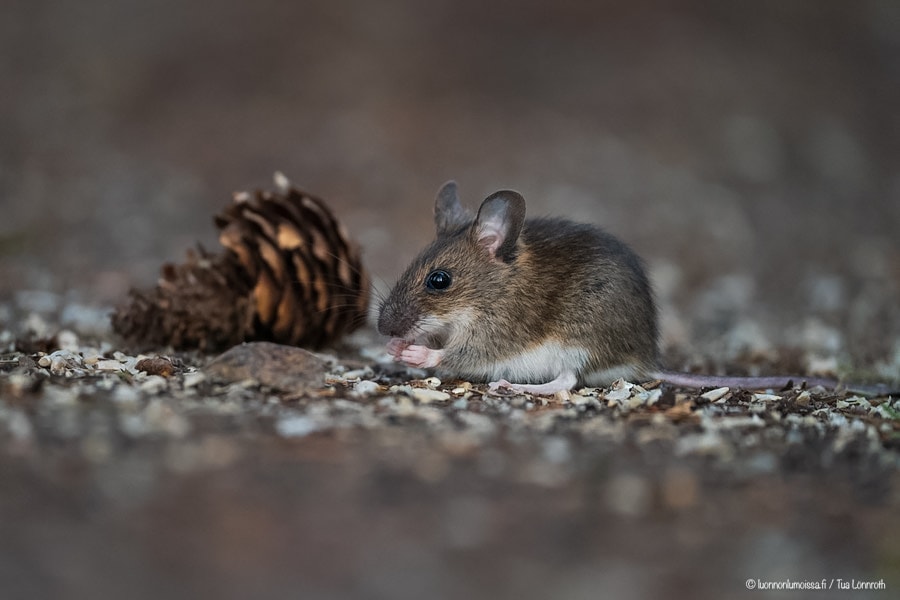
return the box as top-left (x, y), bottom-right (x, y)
top-left (489, 371), bottom-right (578, 395)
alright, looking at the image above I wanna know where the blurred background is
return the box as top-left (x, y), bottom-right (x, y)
top-left (2, 0), bottom-right (899, 364)
top-left (3, 3), bottom-right (900, 599)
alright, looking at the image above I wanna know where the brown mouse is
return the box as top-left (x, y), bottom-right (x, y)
top-left (377, 182), bottom-right (896, 396)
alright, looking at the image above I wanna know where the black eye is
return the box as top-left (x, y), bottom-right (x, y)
top-left (425, 269), bottom-right (452, 291)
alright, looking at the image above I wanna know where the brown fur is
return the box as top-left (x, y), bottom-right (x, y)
top-left (377, 183), bottom-right (659, 385)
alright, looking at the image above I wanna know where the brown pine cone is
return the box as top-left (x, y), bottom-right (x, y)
top-left (112, 173), bottom-right (370, 351)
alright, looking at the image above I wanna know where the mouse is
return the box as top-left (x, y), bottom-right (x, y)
top-left (377, 181), bottom-right (897, 397)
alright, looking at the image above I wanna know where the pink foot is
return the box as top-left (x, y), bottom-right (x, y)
top-left (387, 338), bottom-right (409, 358)
top-left (387, 339), bottom-right (444, 369)
top-left (489, 371), bottom-right (578, 395)
top-left (400, 344), bottom-right (444, 368)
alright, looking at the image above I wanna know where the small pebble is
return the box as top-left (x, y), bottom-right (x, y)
top-left (95, 359), bottom-right (125, 372)
top-left (637, 388), bottom-right (662, 406)
top-left (409, 388), bottom-right (451, 404)
top-left (700, 387), bottom-right (730, 402)
top-left (604, 388), bottom-right (632, 403)
top-left (45, 350), bottom-right (82, 375)
top-left (353, 380), bottom-right (380, 397)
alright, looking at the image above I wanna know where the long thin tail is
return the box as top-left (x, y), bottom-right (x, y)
top-left (650, 370), bottom-right (899, 397)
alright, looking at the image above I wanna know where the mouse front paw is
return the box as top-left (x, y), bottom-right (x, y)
top-left (387, 337), bottom-right (409, 359)
top-left (396, 344), bottom-right (444, 369)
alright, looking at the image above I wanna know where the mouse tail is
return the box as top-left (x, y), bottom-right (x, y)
top-left (648, 369), bottom-right (899, 398)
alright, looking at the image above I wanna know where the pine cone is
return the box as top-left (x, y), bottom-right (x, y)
top-left (112, 173), bottom-right (370, 351)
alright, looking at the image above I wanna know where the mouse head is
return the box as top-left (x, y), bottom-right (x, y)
top-left (377, 181), bottom-right (526, 346)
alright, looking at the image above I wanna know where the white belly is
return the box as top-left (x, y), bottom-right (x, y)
top-left (484, 340), bottom-right (590, 384)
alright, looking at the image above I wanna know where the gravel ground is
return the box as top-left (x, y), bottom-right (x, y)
top-left (1, 298), bottom-right (899, 599)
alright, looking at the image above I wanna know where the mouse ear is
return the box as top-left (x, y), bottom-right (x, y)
top-left (471, 190), bottom-right (526, 262)
top-left (434, 181), bottom-right (472, 237)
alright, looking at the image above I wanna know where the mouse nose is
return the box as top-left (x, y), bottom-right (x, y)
top-left (377, 320), bottom-right (404, 338)
top-left (376, 319), bottom-right (393, 336)
top-left (376, 302), bottom-right (409, 338)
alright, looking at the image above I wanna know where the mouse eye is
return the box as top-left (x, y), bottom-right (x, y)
top-left (425, 269), bottom-right (452, 291)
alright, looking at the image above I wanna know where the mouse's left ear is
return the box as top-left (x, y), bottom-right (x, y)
top-left (434, 181), bottom-right (472, 237)
top-left (471, 190), bottom-right (526, 262)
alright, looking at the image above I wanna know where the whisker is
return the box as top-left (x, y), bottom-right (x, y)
top-left (304, 244), bottom-right (394, 295)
